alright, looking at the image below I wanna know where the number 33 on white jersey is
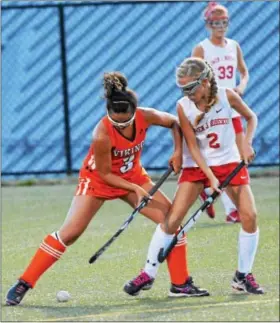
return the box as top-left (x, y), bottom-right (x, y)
top-left (200, 38), bottom-right (238, 89)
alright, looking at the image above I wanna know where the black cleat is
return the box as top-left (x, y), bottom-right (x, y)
top-left (124, 271), bottom-right (154, 296)
top-left (231, 271), bottom-right (264, 294)
top-left (6, 280), bottom-right (31, 306)
top-left (169, 276), bottom-right (210, 297)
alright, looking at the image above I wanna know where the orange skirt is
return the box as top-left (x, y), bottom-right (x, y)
top-left (75, 168), bottom-right (151, 200)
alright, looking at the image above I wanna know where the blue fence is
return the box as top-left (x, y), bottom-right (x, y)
top-left (2, 1), bottom-right (279, 177)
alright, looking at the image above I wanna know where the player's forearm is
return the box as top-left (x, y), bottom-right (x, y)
top-left (244, 113), bottom-right (258, 144)
top-left (188, 145), bottom-right (215, 180)
top-left (238, 71), bottom-right (249, 92)
top-left (171, 122), bottom-right (183, 153)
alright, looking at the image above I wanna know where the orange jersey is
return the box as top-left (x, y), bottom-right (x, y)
top-left (77, 109), bottom-right (150, 199)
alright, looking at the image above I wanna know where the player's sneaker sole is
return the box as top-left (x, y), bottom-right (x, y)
top-left (168, 290), bottom-right (210, 297)
top-left (168, 277), bottom-right (210, 298)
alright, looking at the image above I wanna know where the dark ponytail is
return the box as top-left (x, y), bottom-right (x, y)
top-left (103, 72), bottom-right (137, 114)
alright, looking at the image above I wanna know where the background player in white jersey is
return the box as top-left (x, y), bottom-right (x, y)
top-left (126, 57), bottom-right (263, 295)
top-left (192, 2), bottom-right (250, 223)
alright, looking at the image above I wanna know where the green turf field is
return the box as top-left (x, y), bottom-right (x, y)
top-left (2, 177), bottom-right (279, 322)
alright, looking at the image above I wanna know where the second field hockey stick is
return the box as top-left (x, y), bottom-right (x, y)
top-left (157, 160), bottom-right (246, 263)
top-left (89, 166), bottom-right (173, 264)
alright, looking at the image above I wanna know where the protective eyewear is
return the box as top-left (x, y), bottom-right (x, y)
top-left (107, 109), bottom-right (136, 129)
top-left (176, 68), bottom-right (209, 96)
top-left (209, 19), bottom-right (229, 29)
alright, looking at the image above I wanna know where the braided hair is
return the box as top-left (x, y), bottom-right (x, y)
top-left (204, 60), bottom-right (218, 109)
top-left (103, 72), bottom-right (137, 114)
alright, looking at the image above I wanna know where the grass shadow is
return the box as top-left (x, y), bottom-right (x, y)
top-left (11, 293), bottom-right (253, 321)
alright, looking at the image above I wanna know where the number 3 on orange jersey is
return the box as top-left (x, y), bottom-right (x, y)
top-left (120, 154), bottom-right (135, 173)
top-left (207, 133), bottom-right (220, 149)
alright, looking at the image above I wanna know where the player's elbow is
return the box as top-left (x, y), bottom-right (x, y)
top-left (245, 111), bottom-right (258, 126)
top-left (240, 67), bottom-right (249, 80)
top-left (252, 111), bottom-right (258, 125)
top-left (171, 119), bottom-right (180, 130)
top-left (246, 69), bottom-right (250, 80)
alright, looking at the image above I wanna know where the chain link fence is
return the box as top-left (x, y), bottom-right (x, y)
top-left (2, 1), bottom-right (279, 178)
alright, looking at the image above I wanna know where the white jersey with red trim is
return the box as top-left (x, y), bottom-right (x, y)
top-left (200, 38), bottom-right (240, 118)
top-left (179, 87), bottom-right (240, 167)
top-left (200, 38), bottom-right (238, 88)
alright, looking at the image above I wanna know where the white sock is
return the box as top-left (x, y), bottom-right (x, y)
top-left (221, 191), bottom-right (236, 215)
top-left (144, 224), bottom-right (174, 278)
top-left (238, 227), bottom-right (259, 275)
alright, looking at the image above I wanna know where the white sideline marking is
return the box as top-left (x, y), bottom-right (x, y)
top-left (43, 298), bottom-right (279, 321)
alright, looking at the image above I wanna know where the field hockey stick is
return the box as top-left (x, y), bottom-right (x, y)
top-left (157, 160), bottom-right (246, 263)
top-left (89, 166), bottom-right (173, 264)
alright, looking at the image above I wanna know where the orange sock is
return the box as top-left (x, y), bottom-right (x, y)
top-left (166, 231), bottom-right (189, 285)
top-left (20, 234), bottom-right (66, 287)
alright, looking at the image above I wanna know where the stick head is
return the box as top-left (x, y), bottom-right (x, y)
top-left (89, 254), bottom-right (98, 264)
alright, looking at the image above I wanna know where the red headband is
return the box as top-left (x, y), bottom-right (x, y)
top-left (204, 2), bottom-right (228, 21)
top-left (207, 15), bottom-right (229, 22)
top-left (204, 1), bottom-right (218, 20)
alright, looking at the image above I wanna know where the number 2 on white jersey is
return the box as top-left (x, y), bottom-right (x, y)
top-left (120, 154), bottom-right (135, 173)
top-left (207, 133), bottom-right (220, 149)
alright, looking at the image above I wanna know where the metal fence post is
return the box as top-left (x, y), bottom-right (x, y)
top-left (58, 4), bottom-right (72, 175)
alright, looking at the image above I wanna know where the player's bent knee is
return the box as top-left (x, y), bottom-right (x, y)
top-left (247, 211), bottom-right (257, 222)
top-left (163, 218), bottom-right (180, 234)
top-left (153, 212), bottom-right (167, 224)
top-left (64, 235), bottom-right (80, 246)
top-left (240, 210), bottom-right (257, 231)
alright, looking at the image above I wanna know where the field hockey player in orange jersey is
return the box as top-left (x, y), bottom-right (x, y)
top-left (6, 71), bottom-right (208, 305)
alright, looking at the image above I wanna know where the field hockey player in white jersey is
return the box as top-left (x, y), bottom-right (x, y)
top-left (127, 57), bottom-right (264, 296)
top-left (174, 57), bottom-right (263, 294)
top-left (192, 1), bottom-right (250, 223)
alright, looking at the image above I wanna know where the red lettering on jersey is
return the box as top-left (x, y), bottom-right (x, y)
top-left (195, 118), bottom-right (229, 133)
top-left (210, 118), bottom-right (229, 126)
top-left (211, 57), bottom-right (220, 65)
top-left (195, 125), bottom-right (206, 133)
top-left (224, 55), bottom-right (234, 61)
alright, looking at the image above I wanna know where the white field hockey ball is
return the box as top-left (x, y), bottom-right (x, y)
top-left (56, 290), bottom-right (70, 302)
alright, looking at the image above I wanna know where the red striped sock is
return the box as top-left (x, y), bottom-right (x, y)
top-left (20, 234), bottom-right (66, 287)
top-left (166, 230), bottom-right (189, 285)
